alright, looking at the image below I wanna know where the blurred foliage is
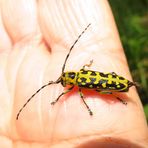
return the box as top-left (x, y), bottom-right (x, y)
top-left (109, 0), bottom-right (148, 121)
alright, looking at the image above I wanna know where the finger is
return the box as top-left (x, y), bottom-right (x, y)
top-left (38, 0), bottom-right (119, 53)
top-left (38, 0), bottom-right (127, 73)
top-left (0, 10), bottom-right (12, 52)
top-left (1, 0), bottom-right (39, 43)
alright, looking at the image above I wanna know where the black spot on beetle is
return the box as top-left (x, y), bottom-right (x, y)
top-left (118, 83), bottom-right (126, 89)
top-left (80, 77), bottom-right (87, 83)
top-left (119, 76), bottom-right (125, 80)
top-left (112, 75), bottom-right (117, 78)
top-left (90, 71), bottom-right (97, 76)
top-left (106, 82), bottom-right (117, 89)
top-left (89, 77), bottom-right (96, 83)
top-left (98, 79), bottom-right (107, 85)
top-left (80, 70), bottom-right (88, 74)
top-left (99, 72), bottom-right (108, 77)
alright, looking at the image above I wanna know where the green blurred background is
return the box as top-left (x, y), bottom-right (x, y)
top-left (109, 0), bottom-right (148, 122)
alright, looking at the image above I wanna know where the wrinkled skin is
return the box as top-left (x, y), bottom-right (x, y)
top-left (0, 0), bottom-right (147, 147)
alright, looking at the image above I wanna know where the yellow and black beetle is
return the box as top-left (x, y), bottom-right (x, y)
top-left (16, 24), bottom-right (137, 120)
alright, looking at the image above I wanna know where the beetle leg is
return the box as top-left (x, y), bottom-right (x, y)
top-left (96, 90), bottom-right (127, 105)
top-left (115, 96), bottom-right (127, 105)
top-left (82, 60), bottom-right (93, 70)
top-left (51, 85), bottom-right (74, 105)
top-left (79, 88), bottom-right (93, 115)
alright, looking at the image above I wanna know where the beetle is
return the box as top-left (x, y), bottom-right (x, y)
top-left (16, 23), bottom-right (137, 120)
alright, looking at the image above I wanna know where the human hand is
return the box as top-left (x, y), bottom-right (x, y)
top-left (0, 0), bottom-right (147, 147)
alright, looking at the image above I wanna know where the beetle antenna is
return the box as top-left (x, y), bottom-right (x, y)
top-left (62, 23), bottom-right (91, 73)
top-left (16, 79), bottom-right (61, 120)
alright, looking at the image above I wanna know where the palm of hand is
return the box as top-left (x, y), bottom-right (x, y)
top-left (0, 1), bottom-right (147, 147)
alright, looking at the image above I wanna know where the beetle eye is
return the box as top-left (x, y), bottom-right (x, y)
top-left (68, 72), bottom-right (76, 79)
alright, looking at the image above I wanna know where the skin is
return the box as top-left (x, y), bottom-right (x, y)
top-left (0, 0), bottom-right (147, 147)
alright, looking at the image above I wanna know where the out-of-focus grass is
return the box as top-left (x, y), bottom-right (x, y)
top-left (109, 0), bottom-right (148, 122)
top-left (144, 104), bottom-right (148, 121)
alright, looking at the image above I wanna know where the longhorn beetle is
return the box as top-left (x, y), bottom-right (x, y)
top-left (16, 23), bottom-right (137, 120)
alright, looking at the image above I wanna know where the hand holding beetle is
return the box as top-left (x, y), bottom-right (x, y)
top-left (0, 0), bottom-right (147, 147)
